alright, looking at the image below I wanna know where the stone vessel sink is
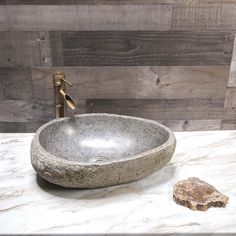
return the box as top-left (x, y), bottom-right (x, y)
top-left (31, 113), bottom-right (176, 188)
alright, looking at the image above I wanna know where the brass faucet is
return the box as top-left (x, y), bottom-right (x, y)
top-left (53, 72), bottom-right (77, 118)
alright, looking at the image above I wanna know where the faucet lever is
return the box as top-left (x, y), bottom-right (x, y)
top-left (53, 72), bottom-right (72, 86)
top-left (61, 77), bottom-right (72, 86)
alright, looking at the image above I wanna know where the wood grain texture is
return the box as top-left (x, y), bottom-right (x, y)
top-left (220, 3), bottom-right (236, 30)
top-left (2, 1), bottom-right (233, 31)
top-left (157, 119), bottom-right (222, 131)
top-left (0, 32), bottom-right (42, 67)
top-left (86, 99), bottom-right (224, 120)
top-left (2, 0), bottom-right (177, 4)
top-left (51, 31), bottom-right (233, 66)
top-left (0, 118), bottom-right (222, 132)
top-left (222, 34), bottom-right (236, 129)
top-left (0, 13), bottom-right (234, 69)
top-left (172, 1), bottom-right (236, 31)
top-left (0, 100), bottom-right (53, 122)
top-left (50, 32), bottom-right (64, 67)
top-left (221, 87), bottom-right (236, 129)
top-left (0, 32), bottom-right (52, 67)
top-left (0, 0), bottom-right (92, 4)
top-left (0, 0), bottom-right (197, 4)
top-left (0, 2), bottom-right (236, 32)
top-left (0, 99), bottom-right (86, 122)
top-left (0, 5), bottom-right (172, 31)
top-left (221, 119), bottom-right (236, 130)
top-left (0, 68), bottom-right (32, 100)
top-left (0, 2), bottom-right (235, 132)
top-left (172, 1), bottom-right (222, 31)
top-left (37, 32), bottom-right (52, 67)
top-left (227, 34), bottom-right (236, 87)
top-left (32, 66), bottom-right (229, 100)
top-left (0, 121), bottom-right (46, 133)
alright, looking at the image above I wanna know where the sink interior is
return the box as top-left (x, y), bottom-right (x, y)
top-left (39, 115), bottom-right (169, 163)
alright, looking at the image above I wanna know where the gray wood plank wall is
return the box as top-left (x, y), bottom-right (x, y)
top-left (0, 1), bottom-right (236, 132)
top-left (51, 31), bottom-right (233, 66)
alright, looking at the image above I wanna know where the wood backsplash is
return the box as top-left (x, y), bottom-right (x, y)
top-left (0, 0), bottom-right (236, 132)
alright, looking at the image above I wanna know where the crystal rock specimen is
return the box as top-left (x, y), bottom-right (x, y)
top-left (173, 177), bottom-right (229, 211)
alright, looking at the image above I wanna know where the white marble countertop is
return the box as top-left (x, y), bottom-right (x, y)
top-left (0, 131), bottom-right (236, 234)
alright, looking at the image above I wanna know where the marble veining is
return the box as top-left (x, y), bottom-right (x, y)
top-left (0, 131), bottom-right (236, 234)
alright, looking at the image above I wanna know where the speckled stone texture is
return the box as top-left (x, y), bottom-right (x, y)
top-left (31, 113), bottom-right (176, 188)
top-left (173, 177), bottom-right (229, 211)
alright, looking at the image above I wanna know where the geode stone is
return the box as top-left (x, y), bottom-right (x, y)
top-left (173, 177), bottom-right (229, 211)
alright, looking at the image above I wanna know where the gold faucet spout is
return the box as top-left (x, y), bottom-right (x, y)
top-left (59, 88), bottom-right (77, 110)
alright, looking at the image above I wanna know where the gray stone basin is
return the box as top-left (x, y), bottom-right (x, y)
top-left (31, 113), bottom-right (176, 188)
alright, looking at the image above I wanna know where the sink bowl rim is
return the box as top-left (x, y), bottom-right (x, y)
top-left (32, 113), bottom-right (176, 166)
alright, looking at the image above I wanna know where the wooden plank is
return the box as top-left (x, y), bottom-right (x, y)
top-left (0, 99), bottom-right (86, 123)
top-left (227, 60), bottom-right (236, 87)
top-left (86, 99), bottom-right (224, 120)
top-left (0, 32), bottom-right (51, 67)
top-left (158, 119), bottom-right (222, 131)
top-left (172, 1), bottom-right (236, 31)
top-left (221, 87), bottom-right (236, 128)
top-left (0, 118), bottom-right (222, 133)
top-left (32, 66), bottom-right (229, 100)
top-left (0, 0), bottom-right (235, 5)
top-left (0, 32), bottom-right (43, 67)
top-left (220, 3), bottom-right (236, 31)
top-left (222, 34), bottom-right (236, 129)
top-left (0, 68), bottom-right (32, 100)
top-left (172, 1), bottom-right (223, 31)
top-left (227, 33), bottom-right (236, 86)
top-left (0, 102), bottom-right (223, 131)
top-left (0, 0), bottom-right (92, 4)
top-left (52, 31), bottom-right (233, 66)
top-left (50, 32), bottom-right (64, 67)
top-left (0, 121), bottom-right (46, 133)
top-left (37, 32), bottom-right (52, 67)
top-left (92, 0), bottom-right (224, 4)
top-left (223, 87), bottom-right (236, 109)
top-left (0, 100), bottom-right (53, 122)
top-left (1, 1), bottom-right (235, 32)
top-left (0, 5), bottom-right (172, 31)
top-left (0, 0), bottom-right (182, 4)
top-left (221, 120), bottom-right (236, 130)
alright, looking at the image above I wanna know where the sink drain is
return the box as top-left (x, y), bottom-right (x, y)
top-left (89, 156), bottom-right (109, 163)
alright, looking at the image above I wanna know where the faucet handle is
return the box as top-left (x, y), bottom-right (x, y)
top-left (53, 71), bottom-right (72, 86)
top-left (61, 77), bottom-right (72, 86)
